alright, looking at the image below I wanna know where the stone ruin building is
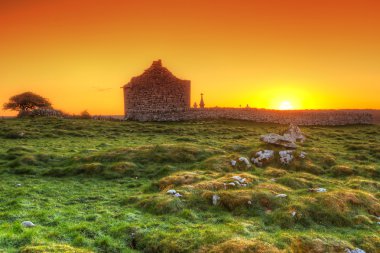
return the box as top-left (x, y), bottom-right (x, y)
top-left (122, 60), bottom-right (373, 125)
top-left (123, 60), bottom-right (191, 120)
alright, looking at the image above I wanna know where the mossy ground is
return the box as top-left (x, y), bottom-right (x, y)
top-left (0, 118), bottom-right (379, 252)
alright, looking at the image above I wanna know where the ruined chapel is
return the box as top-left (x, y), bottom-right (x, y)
top-left (121, 60), bottom-right (372, 125)
top-left (123, 60), bottom-right (191, 120)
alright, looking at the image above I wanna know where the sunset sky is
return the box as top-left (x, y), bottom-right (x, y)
top-left (1, 0), bottom-right (380, 116)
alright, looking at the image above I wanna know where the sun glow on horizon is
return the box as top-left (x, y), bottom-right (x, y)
top-left (279, 101), bottom-right (294, 110)
top-left (0, 0), bottom-right (380, 116)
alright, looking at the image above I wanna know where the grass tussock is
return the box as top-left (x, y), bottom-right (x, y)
top-left (198, 238), bottom-right (282, 253)
top-left (330, 164), bottom-right (354, 176)
top-left (20, 244), bottom-right (93, 253)
top-left (158, 171), bottom-right (209, 190)
top-left (193, 173), bottom-right (258, 191)
top-left (307, 190), bottom-right (380, 226)
top-left (263, 167), bottom-right (288, 177)
top-left (290, 236), bottom-right (350, 253)
top-left (137, 194), bottom-right (185, 214)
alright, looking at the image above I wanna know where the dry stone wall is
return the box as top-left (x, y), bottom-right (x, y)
top-left (126, 108), bottom-right (373, 125)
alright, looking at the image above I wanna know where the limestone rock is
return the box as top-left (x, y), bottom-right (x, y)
top-left (345, 248), bottom-right (366, 253)
top-left (282, 123), bottom-right (306, 142)
top-left (232, 176), bottom-right (246, 184)
top-left (251, 150), bottom-right (274, 167)
top-left (260, 133), bottom-right (297, 148)
top-left (166, 189), bottom-right (177, 195)
top-left (299, 151), bottom-right (307, 159)
top-left (212, 194), bottom-right (220, 205)
top-left (238, 157), bottom-right (251, 168)
top-left (279, 150), bottom-right (294, 165)
top-left (309, 187), bottom-right (327, 193)
top-left (260, 124), bottom-right (306, 148)
top-left (276, 194), bottom-right (287, 198)
top-left (21, 221), bottom-right (35, 228)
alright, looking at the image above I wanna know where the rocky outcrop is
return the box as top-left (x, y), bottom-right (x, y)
top-left (251, 150), bottom-right (274, 166)
top-left (260, 124), bottom-right (306, 148)
top-left (282, 124), bottom-right (305, 142)
top-left (260, 133), bottom-right (298, 148)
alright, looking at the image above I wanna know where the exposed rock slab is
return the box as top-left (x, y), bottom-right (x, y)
top-left (282, 123), bottom-right (306, 142)
top-left (260, 133), bottom-right (297, 148)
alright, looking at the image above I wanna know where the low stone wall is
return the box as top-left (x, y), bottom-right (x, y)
top-left (125, 108), bottom-right (373, 125)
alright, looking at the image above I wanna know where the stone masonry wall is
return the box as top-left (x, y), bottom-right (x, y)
top-left (124, 60), bottom-right (191, 116)
top-left (125, 108), bottom-right (373, 125)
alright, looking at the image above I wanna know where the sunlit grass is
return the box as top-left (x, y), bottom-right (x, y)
top-left (0, 118), bottom-right (379, 252)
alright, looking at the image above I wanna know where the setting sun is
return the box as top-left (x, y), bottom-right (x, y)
top-left (279, 101), bottom-right (293, 110)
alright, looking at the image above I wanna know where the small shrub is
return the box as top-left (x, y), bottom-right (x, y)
top-left (80, 110), bottom-right (92, 119)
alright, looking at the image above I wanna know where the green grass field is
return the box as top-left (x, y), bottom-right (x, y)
top-left (0, 118), bottom-right (379, 252)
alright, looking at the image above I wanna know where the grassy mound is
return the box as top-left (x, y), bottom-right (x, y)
top-left (198, 238), bottom-right (282, 253)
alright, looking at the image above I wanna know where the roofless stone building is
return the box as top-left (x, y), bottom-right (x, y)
top-left (122, 60), bottom-right (372, 125)
top-left (123, 60), bottom-right (191, 120)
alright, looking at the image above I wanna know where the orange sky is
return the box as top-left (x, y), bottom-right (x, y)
top-left (1, 0), bottom-right (380, 116)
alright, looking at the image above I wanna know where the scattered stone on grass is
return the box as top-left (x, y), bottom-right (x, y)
top-left (345, 248), bottom-right (366, 253)
top-left (279, 150), bottom-right (294, 165)
top-left (212, 194), bottom-right (220, 205)
top-left (299, 151), bottom-right (307, 159)
top-left (231, 160), bottom-right (237, 166)
top-left (251, 150), bottom-right (274, 167)
top-left (282, 123), bottom-right (306, 142)
top-left (21, 221), bottom-right (35, 228)
top-left (275, 194), bottom-right (287, 198)
top-left (260, 133), bottom-right (297, 148)
top-left (260, 124), bottom-right (305, 148)
top-left (309, 187), bottom-right (327, 193)
top-left (238, 157), bottom-right (251, 168)
top-left (166, 189), bottom-right (177, 195)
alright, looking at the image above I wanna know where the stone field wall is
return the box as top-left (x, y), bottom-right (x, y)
top-left (125, 108), bottom-right (373, 125)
